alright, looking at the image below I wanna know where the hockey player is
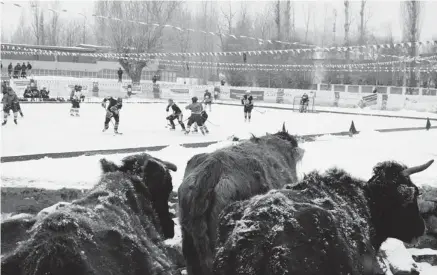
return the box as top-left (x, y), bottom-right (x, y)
top-left (300, 93), bottom-right (309, 113)
top-left (70, 85), bottom-right (82, 116)
top-left (203, 89), bottom-right (212, 112)
top-left (185, 96), bottom-right (206, 135)
top-left (2, 87), bottom-right (20, 125)
top-left (241, 90), bottom-right (254, 122)
top-left (166, 99), bottom-right (186, 131)
top-left (192, 110), bottom-right (209, 134)
top-left (102, 96), bottom-right (123, 134)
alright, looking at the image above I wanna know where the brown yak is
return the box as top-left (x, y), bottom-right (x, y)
top-left (178, 124), bottom-right (305, 275)
top-left (214, 160), bottom-right (433, 275)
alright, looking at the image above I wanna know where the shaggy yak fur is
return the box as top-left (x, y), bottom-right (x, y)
top-left (213, 160), bottom-right (433, 275)
top-left (1, 153), bottom-right (179, 275)
top-left (178, 124), bottom-right (305, 275)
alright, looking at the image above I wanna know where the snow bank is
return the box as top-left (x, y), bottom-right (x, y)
top-left (380, 238), bottom-right (419, 274)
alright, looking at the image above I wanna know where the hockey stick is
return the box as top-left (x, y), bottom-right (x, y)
top-left (207, 120), bottom-right (220, 127)
top-left (254, 108), bottom-right (266, 114)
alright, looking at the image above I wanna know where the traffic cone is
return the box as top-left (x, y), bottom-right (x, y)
top-left (426, 118), bottom-right (431, 131)
top-left (349, 120), bottom-right (358, 136)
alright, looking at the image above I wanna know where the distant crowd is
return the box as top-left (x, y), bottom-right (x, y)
top-left (2, 62), bottom-right (33, 79)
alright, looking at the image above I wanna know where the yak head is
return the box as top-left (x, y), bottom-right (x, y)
top-left (100, 153), bottom-right (177, 239)
top-left (273, 122), bottom-right (305, 160)
top-left (366, 159), bottom-right (433, 248)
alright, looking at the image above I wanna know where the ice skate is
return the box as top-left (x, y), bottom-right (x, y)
top-left (14, 119), bottom-right (17, 125)
top-left (2, 121), bottom-right (6, 126)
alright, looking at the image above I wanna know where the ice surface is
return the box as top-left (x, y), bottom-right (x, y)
top-left (1, 103), bottom-right (431, 157)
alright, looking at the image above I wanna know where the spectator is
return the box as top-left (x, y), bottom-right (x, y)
top-left (373, 88), bottom-right (377, 94)
top-left (21, 62), bottom-right (27, 78)
top-left (40, 87), bottom-right (50, 99)
top-left (14, 63), bottom-right (21, 79)
top-left (8, 63), bottom-right (13, 78)
top-left (117, 67), bottom-right (123, 83)
top-left (27, 62), bottom-right (32, 76)
top-left (23, 85), bottom-right (32, 99)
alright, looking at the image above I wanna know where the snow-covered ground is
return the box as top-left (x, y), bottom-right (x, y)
top-left (1, 103), bottom-right (432, 157)
top-left (2, 129), bottom-right (436, 190)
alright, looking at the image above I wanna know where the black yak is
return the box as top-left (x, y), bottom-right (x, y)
top-left (178, 124), bottom-right (305, 275)
top-left (1, 153), bottom-right (179, 275)
top-left (213, 160), bottom-right (433, 275)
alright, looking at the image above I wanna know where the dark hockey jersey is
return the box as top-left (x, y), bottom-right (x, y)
top-left (102, 97), bottom-right (122, 111)
top-left (166, 103), bottom-right (182, 114)
top-left (241, 95), bottom-right (253, 106)
top-left (204, 91), bottom-right (212, 102)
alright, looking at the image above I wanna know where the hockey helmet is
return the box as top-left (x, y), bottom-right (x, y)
top-left (168, 98), bottom-right (174, 104)
top-left (117, 97), bottom-right (123, 103)
top-left (192, 96), bottom-right (198, 103)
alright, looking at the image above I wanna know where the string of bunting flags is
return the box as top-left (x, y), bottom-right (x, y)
top-left (2, 43), bottom-right (436, 62)
top-left (2, 49), bottom-right (436, 71)
top-left (1, 1), bottom-right (436, 58)
top-left (163, 63), bottom-right (437, 73)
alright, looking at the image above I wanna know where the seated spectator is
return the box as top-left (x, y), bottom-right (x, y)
top-left (40, 87), bottom-right (50, 99)
top-left (31, 88), bottom-right (40, 101)
top-left (23, 86), bottom-right (32, 99)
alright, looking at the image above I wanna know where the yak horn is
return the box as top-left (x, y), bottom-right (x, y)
top-left (162, 160), bottom-right (177, 172)
top-left (401, 160), bottom-right (434, 177)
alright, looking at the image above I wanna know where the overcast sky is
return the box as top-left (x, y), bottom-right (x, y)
top-left (1, 0), bottom-right (436, 45)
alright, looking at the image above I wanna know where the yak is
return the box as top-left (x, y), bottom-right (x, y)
top-left (213, 159), bottom-right (433, 275)
top-left (178, 124), bottom-right (305, 275)
top-left (1, 153), bottom-right (179, 275)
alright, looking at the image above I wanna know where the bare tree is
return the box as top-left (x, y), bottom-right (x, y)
top-left (303, 3), bottom-right (311, 43)
top-left (61, 20), bottom-right (82, 47)
top-left (275, 0), bottom-right (281, 40)
top-left (30, 1), bottom-right (41, 45)
top-left (39, 9), bottom-right (45, 45)
top-left (284, 0), bottom-right (291, 41)
top-left (344, 0), bottom-right (351, 83)
top-left (402, 1), bottom-right (423, 87)
top-left (220, 1), bottom-right (236, 35)
top-left (332, 9), bottom-right (337, 45)
top-left (94, 1), bottom-right (181, 83)
top-left (11, 11), bottom-right (33, 44)
top-left (47, 1), bottom-right (62, 46)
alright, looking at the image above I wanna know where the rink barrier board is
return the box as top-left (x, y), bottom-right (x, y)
top-left (2, 127), bottom-right (436, 163)
top-left (14, 100), bottom-right (437, 122)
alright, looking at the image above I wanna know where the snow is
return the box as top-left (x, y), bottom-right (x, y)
top-left (381, 239), bottom-right (419, 273)
top-left (408, 248), bottom-right (437, 256)
top-left (1, 102), bottom-right (437, 272)
top-left (2, 129), bottom-right (436, 191)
